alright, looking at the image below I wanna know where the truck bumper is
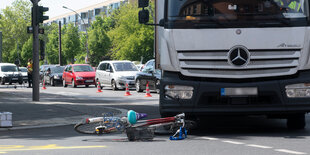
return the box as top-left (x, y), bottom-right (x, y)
top-left (160, 71), bottom-right (310, 116)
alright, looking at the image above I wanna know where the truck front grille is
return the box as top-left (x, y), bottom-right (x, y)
top-left (177, 49), bottom-right (300, 79)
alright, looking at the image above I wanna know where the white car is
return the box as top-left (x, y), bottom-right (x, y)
top-left (95, 60), bottom-right (139, 90)
top-left (19, 67), bottom-right (28, 83)
top-left (0, 63), bottom-right (23, 85)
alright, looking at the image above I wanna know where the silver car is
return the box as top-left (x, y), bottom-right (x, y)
top-left (95, 60), bottom-right (139, 90)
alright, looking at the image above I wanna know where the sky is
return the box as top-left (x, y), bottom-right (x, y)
top-left (0, 0), bottom-right (107, 18)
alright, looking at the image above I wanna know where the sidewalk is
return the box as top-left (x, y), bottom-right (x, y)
top-left (0, 88), bottom-right (126, 131)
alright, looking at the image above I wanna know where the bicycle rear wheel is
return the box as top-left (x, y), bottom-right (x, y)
top-left (74, 122), bottom-right (101, 134)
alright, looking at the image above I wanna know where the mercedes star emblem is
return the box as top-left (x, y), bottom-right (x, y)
top-left (228, 46), bottom-right (250, 66)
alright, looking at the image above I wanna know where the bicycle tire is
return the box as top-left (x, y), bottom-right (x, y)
top-left (74, 122), bottom-right (101, 135)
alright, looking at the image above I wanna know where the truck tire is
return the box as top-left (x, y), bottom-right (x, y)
top-left (287, 113), bottom-right (306, 130)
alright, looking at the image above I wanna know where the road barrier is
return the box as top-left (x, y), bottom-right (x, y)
top-left (96, 81), bottom-right (102, 93)
top-left (124, 82), bottom-right (132, 96)
top-left (144, 82), bottom-right (152, 97)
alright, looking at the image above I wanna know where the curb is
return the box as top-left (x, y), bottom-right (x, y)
top-left (0, 107), bottom-right (128, 132)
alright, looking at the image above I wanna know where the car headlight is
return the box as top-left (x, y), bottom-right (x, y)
top-left (3, 74), bottom-right (8, 77)
top-left (76, 76), bottom-right (83, 80)
top-left (286, 83), bottom-right (310, 98)
top-left (165, 85), bottom-right (194, 100)
top-left (54, 75), bottom-right (60, 79)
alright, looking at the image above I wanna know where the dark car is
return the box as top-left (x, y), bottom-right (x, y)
top-left (40, 64), bottom-right (56, 83)
top-left (135, 59), bottom-right (161, 93)
top-left (43, 66), bottom-right (65, 86)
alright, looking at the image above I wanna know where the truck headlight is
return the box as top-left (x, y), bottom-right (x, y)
top-left (286, 83), bottom-right (310, 98)
top-left (164, 85), bottom-right (194, 100)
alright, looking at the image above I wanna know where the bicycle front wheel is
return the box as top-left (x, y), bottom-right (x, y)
top-left (74, 122), bottom-right (101, 134)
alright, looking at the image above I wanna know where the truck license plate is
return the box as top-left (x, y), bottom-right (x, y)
top-left (221, 87), bottom-right (258, 96)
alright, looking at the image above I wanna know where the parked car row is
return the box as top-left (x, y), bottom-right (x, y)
top-left (0, 59), bottom-right (161, 93)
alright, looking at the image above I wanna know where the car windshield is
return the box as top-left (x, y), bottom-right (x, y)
top-left (20, 68), bottom-right (27, 72)
top-left (51, 66), bottom-right (65, 73)
top-left (113, 62), bottom-right (138, 71)
top-left (167, 0), bottom-right (309, 28)
top-left (1, 66), bottom-right (18, 72)
top-left (73, 65), bottom-right (94, 72)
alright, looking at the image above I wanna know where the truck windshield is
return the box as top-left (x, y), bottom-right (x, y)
top-left (166, 0), bottom-right (309, 28)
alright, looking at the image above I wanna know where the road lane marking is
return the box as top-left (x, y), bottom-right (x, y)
top-left (200, 137), bottom-right (219, 141)
top-left (275, 149), bottom-right (307, 155)
top-left (0, 145), bottom-right (24, 149)
top-left (0, 144), bottom-right (107, 153)
top-left (222, 140), bottom-right (245, 145)
top-left (246, 144), bottom-right (273, 149)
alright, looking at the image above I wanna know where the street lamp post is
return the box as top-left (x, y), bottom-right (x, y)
top-left (63, 6), bottom-right (90, 64)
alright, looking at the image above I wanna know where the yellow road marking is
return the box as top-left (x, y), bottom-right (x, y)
top-left (0, 145), bottom-right (24, 149)
top-left (0, 152), bottom-right (7, 154)
top-left (0, 144), bottom-right (106, 153)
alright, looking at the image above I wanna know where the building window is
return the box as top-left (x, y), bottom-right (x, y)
top-left (81, 12), bottom-right (87, 19)
top-left (95, 9), bottom-right (101, 16)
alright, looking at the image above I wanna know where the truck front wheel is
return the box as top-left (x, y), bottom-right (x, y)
top-left (287, 113), bottom-right (306, 130)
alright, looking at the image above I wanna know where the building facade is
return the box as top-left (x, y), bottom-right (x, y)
top-left (44, 0), bottom-right (131, 31)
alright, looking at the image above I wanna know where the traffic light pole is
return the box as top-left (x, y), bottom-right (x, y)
top-left (32, 0), bottom-right (40, 101)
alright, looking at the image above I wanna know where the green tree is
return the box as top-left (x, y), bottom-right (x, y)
top-left (62, 23), bottom-right (80, 64)
top-left (108, 2), bottom-right (154, 63)
top-left (21, 36), bottom-right (32, 66)
top-left (45, 23), bottom-right (60, 64)
top-left (0, 0), bottom-right (31, 64)
top-left (88, 16), bottom-right (111, 66)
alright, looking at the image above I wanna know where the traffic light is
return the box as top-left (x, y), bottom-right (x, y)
top-left (38, 6), bottom-right (49, 24)
top-left (32, 6), bottom-right (49, 25)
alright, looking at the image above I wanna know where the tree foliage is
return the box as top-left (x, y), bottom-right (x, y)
top-left (108, 2), bottom-right (154, 63)
top-left (62, 23), bottom-right (81, 64)
top-left (0, 0), bottom-right (31, 65)
top-left (45, 23), bottom-right (60, 64)
top-left (88, 16), bottom-right (111, 66)
top-left (21, 36), bottom-right (32, 66)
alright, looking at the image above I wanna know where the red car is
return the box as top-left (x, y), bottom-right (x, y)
top-left (62, 64), bottom-right (96, 87)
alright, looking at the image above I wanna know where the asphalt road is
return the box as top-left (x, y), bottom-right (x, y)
top-left (1, 84), bottom-right (310, 155)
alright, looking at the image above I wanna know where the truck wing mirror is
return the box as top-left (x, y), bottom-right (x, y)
top-left (139, 10), bottom-right (149, 24)
top-left (138, 0), bottom-right (149, 8)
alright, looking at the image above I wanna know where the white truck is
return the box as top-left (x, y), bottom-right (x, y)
top-left (139, 0), bottom-right (310, 129)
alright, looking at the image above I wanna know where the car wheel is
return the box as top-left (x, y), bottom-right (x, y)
top-left (155, 79), bottom-right (160, 94)
top-left (0, 78), bottom-right (4, 85)
top-left (72, 79), bottom-right (77, 88)
top-left (287, 113), bottom-right (306, 130)
top-left (63, 79), bottom-right (67, 87)
top-left (135, 79), bottom-right (143, 92)
top-left (18, 80), bottom-right (23, 85)
top-left (111, 80), bottom-right (118, 91)
top-left (85, 85), bottom-right (89, 88)
top-left (51, 78), bottom-right (55, 86)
